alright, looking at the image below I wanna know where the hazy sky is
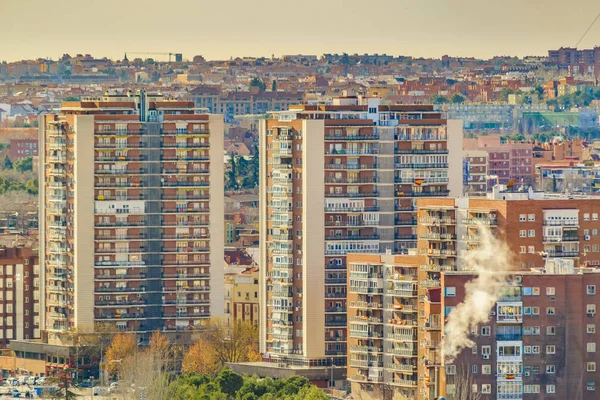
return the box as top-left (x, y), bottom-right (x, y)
top-left (2, 0), bottom-right (600, 62)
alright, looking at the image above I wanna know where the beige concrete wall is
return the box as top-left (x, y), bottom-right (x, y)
top-left (73, 115), bottom-right (95, 332)
top-left (447, 119), bottom-right (464, 198)
top-left (302, 119), bottom-right (325, 359)
top-left (258, 119), bottom-right (268, 354)
top-left (209, 114), bottom-right (225, 317)
top-left (37, 115), bottom-right (46, 334)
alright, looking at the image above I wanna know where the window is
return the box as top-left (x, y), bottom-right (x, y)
top-left (588, 362), bottom-right (597, 372)
top-left (520, 214), bottom-right (526, 222)
top-left (482, 365), bottom-right (491, 375)
top-left (588, 324), bottom-right (596, 334)
top-left (445, 287), bottom-right (456, 297)
top-left (547, 326), bottom-right (556, 335)
top-left (584, 213), bottom-right (591, 221)
top-left (546, 287), bottom-right (555, 296)
top-left (594, 213), bottom-right (599, 221)
top-left (528, 214), bottom-right (535, 221)
top-left (520, 230), bottom-right (527, 238)
top-left (546, 365), bottom-right (556, 374)
top-left (588, 304), bottom-right (596, 316)
top-left (528, 246), bottom-right (535, 254)
top-left (532, 287), bottom-right (540, 295)
top-left (524, 385), bottom-right (541, 393)
top-left (532, 346), bottom-right (540, 354)
top-left (546, 385), bottom-right (555, 394)
top-left (589, 286), bottom-right (597, 295)
top-left (471, 384), bottom-right (478, 393)
top-left (546, 345), bottom-right (556, 354)
top-left (588, 343), bottom-right (596, 353)
top-left (472, 365), bottom-right (478, 374)
top-left (520, 246), bottom-right (526, 254)
top-left (446, 365), bottom-right (456, 375)
top-left (472, 346), bottom-right (478, 354)
top-left (481, 326), bottom-right (491, 336)
top-left (547, 307), bottom-right (556, 315)
top-left (528, 230), bottom-right (535, 237)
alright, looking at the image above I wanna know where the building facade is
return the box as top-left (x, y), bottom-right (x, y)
top-left (348, 191), bottom-right (600, 399)
top-left (39, 91), bottom-right (224, 344)
top-left (259, 96), bottom-right (462, 375)
top-left (0, 247), bottom-right (40, 347)
top-left (444, 263), bottom-right (600, 400)
top-left (9, 139), bottom-right (38, 161)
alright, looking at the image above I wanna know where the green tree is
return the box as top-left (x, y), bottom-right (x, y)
top-left (271, 80), bottom-right (277, 92)
top-left (431, 95), bottom-right (448, 104)
top-left (3, 156), bottom-right (12, 170)
top-left (450, 93), bottom-right (465, 104)
top-left (250, 145), bottom-right (259, 188)
top-left (25, 179), bottom-right (38, 195)
top-left (214, 368), bottom-right (243, 397)
top-left (14, 156), bottom-right (33, 172)
top-left (249, 78), bottom-right (266, 92)
top-left (226, 153), bottom-right (239, 191)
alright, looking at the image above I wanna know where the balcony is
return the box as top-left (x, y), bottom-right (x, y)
top-left (326, 191), bottom-right (379, 198)
top-left (324, 205), bottom-right (380, 212)
top-left (394, 163), bottom-right (448, 169)
top-left (420, 233), bottom-right (456, 241)
top-left (160, 155), bottom-right (210, 161)
top-left (325, 278), bottom-right (347, 285)
top-left (94, 168), bottom-right (146, 175)
top-left (162, 181), bottom-right (210, 187)
top-left (394, 148), bottom-right (449, 154)
top-left (95, 274), bottom-right (146, 280)
top-left (543, 236), bottom-right (579, 243)
top-left (161, 142), bottom-right (210, 148)
top-left (350, 316), bottom-right (383, 324)
top-left (324, 134), bottom-right (380, 141)
top-left (349, 359), bottom-right (383, 368)
top-left (349, 301), bottom-right (382, 309)
top-left (96, 313), bottom-right (145, 320)
top-left (394, 218), bottom-right (417, 226)
top-left (324, 163), bottom-right (378, 170)
top-left (397, 190), bottom-right (450, 197)
top-left (326, 234), bottom-right (380, 241)
top-left (543, 220), bottom-right (579, 227)
top-left (161, 129), bottom-right (210, 135)
top-left (544, 251), bottom-right (579, 258)
top-left (163, 312), bottom-right (211, 319)
top-left (394, 177), bottom-right (449, 184)
top-left (96, 286), bottom-right (146, 293)
top-left (325, 149), bottom-right (379, 155)
top-left (496, 333), bottom-right (522, 341)
top-left (325, 177), bottom-right (379, 184)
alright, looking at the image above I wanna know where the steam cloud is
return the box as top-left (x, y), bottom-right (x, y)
top-left (442, 223), bottom-right (512, 362)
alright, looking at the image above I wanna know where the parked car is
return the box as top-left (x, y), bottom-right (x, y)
top-left (7, 378), bottom-right (18, 386)
top-left (35, 377), bottom-right (45, 385)
top-left (11, 389), bottom-right (21, 398)
top-left (26, 377), bottom-right (36, 386)
top-left (108, 382), bottom-right (119, 393)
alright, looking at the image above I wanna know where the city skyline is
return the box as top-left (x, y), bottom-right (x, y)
top-left (2, 0), bottom-right (600, 62)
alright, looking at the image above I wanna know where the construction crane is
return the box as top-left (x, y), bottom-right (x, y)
top-left (127, 52), bottom-right (182, 63)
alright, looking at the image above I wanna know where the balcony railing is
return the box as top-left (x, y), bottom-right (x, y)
top-left (326, 234), bottom-right (380, 241)
top-left (324, 164), bottom-right (378, 170)
top-left (326, 191), bottom-right (379, 198)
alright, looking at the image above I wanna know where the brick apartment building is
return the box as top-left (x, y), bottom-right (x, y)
top-left (9, 139), bottom-right (38, 161)
top-left (464, 136), bottom-right (534, 189)
top-left (37, 90), bottom-right (224, 345)
top-left (256, 95), bottom-right (462, 381)
top-left (464, 150), bottom-right (489, 197)
top-left (347, 187), bottom-right (600, 399)
top-left (0, 247), bottom-right (40, 348)
top-left (443, 261), bottom-right (600, 400)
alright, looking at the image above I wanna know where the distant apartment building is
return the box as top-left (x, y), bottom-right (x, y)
top-left (9, 139), bottom-right (38, 161)
top-left (464, 136), bottom-right (534, 188)
top-left (189, 86), bottom-right (305, 122)
top-left (224, 266), bottom-right (259, 327)
top-left (464, 150), bottom-right (489, 196)
top-left (347, 189), bottom-right (600, 399)
top-left (257, 95), bottom-right (462, 383)
top-left (548, 46), bottom-right (600, 67)
top-left (443, 262), bottom-right (600, 400)
top-left (0, 247), bottom-right (40, 348)
top-left (536, 162), bottom-right (600, 194)
top-left (38, 91), bottom-right (224, 345)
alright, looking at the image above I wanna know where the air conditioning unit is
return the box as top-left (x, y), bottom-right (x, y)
top-left (490, 311), bottom-right (496, 316)
top-left (515, 276), bottom-right (522, 284)
top-left (483, 354), bottom-right (490, 360)
top-left (586, 235), bottom-right (591, 241)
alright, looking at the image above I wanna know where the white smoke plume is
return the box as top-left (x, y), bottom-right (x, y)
top-left (443, 223), bottom-right (513, 362)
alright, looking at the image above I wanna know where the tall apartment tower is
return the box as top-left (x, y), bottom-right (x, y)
top-left (39, 91), bottom-right (224, 344)
top-left (258, 95), bottom-right (462, 372)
